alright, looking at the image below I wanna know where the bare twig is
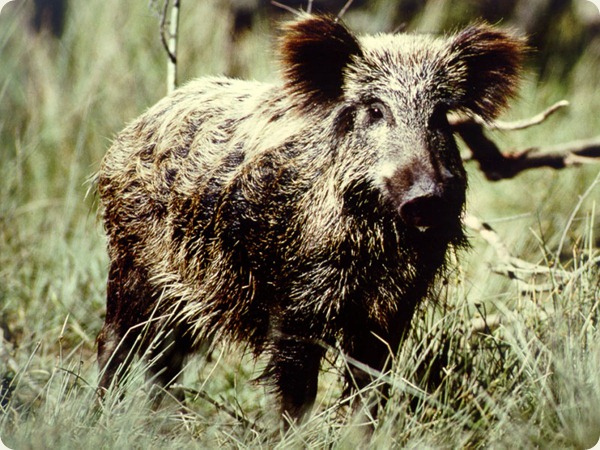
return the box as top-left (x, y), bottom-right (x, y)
top-left (159, 0), bottom-right (170, 58)
top-left (160, 0), bottom-right (180, 94)
top-left (449, 100), bottom-right (568, 131)
top-left (337, 0), bottom-right (355, 19)
top-left (450, 101), bottom-right (600, 180)
top-left (485, 100), bottom-right (568, 131)
top-left (271, 1), bottom-right (301, 15)
top-left (167, 0), bottom-right (180, 93)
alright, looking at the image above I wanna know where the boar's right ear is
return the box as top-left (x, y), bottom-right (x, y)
top-left (280, 15), bottom-right (362, 109)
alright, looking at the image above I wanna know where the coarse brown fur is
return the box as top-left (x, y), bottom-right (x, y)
top-left (96, 15), bottom-right (526, 423)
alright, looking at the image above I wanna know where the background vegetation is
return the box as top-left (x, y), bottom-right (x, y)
top-left (0, 0), bottom-right (598, 448)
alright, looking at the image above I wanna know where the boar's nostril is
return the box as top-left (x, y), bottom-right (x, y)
top-left (399, 195), bottom-right (444, 229)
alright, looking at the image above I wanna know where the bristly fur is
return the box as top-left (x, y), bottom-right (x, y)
top-left (96, 15), bottom-right (526, 424)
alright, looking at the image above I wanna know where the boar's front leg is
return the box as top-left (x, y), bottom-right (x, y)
top-left (266, 325), bottom-right (326, 423)
top-left (343, 324), bottom-right (405, 421)
top-left (97, 257), bottom-right (144, 395)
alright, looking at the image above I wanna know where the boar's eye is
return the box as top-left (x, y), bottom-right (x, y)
top-left (366, 101), bottom-right (388, 124)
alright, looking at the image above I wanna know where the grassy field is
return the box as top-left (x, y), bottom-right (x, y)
top-left (1, 0), bottom-right (599, 448)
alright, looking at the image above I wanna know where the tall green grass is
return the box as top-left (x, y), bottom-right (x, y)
top-left (1, 0), bottom-right (598, 448)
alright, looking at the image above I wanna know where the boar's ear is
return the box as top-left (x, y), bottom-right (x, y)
top-left (448, 24), bottom-right (527, 121)
top-left (280, 15), bottom-right (362, 108)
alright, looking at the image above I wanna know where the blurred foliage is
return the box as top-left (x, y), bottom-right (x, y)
top-left (227, 0), bottom-right (600, 79)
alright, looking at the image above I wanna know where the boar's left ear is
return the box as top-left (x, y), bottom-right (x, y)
top-left (448, 24), bottom-right (527, 121)
top-left (280, 15), bottom-right (362, 109)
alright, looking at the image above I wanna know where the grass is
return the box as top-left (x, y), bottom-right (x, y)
top-left (1, 0), bottom-right (599, 448)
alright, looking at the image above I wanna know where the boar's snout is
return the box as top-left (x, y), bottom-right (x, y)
top-left (399, 192), bottom-right (460, 229)
top-left (385, 163), bottom-right (463, 230)
top-left (399, 194), bottom-right (441, 228)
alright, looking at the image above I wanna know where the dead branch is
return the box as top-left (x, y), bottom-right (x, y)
top-left (451, 101), bottom-right (600, 180)
top-left (463, 214), bottom-right (573, 293)
top-left (478, 100), bottom-right (569, 131)
top-left (175, 384), bottom-right (266, 433)
top-left (470, 314), bottom-right (502, 335)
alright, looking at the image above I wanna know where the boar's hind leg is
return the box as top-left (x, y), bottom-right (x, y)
top-left (145, 326), bottom-right (191, 406)
top-left (267, 336), bottom-right (325, 423)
